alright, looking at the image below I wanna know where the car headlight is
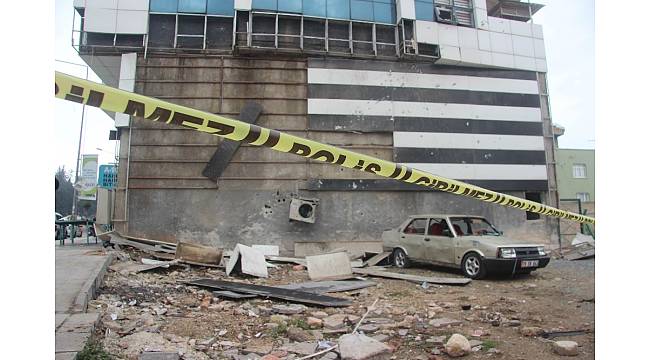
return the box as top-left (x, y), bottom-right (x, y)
top-left (499, 248), bottom-right (516, 259)
top-left (537, 246), bottom-right (546, 256)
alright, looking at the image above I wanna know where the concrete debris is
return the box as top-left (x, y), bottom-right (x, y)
top-left (428, 318), bottom-right (462, 328)
top-left (252, 245), bottom-right (280, 257)
top-left (324, 314), bottom-right (349, 330)
top-left (552, 341), bottom-right (579, 356)
top-left (306, 251), bottom-right (354, 281)
top-left (280, 341), bottom-right (319, 356)
top-left (520, 326), bottom-right (545, 337)
top-left (139, 352), bottom-right (180, 360)
top-left (175, 242), bottom-right (223, 265)
top-left (338, 333), bottom-right (392, 360)
top-left (226, 244), bottom-right (269, 278)
top-left (444, 334), bottom-right (471, 357)
top-left (272, 304), bottom-right (307, 315)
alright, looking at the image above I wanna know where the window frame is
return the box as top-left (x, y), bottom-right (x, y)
top-left (402, 218), bottom-right (429, 235)
top-left (572, 164), bottom-right (587, 179)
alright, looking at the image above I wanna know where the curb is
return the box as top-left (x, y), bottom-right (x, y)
top-left (72, 252), bottom-right (116, 313)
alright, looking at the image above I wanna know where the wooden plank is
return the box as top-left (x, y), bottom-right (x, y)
top-left (351, 268), bottom-right (471, 286)
top-left (186, 279), bottom-right (352, 307)
top-left (276, 280), bottom-right (376, 294)
top-left (175, 242), bottom-right (223, 265)
top-left (212, 290), bottom-right (258, 299)
top-left (362, 252), bottom-right (391, 267)
top-left (202, 101), bottom-right (263, 182)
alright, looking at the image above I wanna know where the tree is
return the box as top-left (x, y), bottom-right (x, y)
top-left (55, 166), bottom-right (74, 215)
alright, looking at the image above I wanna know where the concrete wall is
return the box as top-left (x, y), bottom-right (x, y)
top-left (113, 54), bottom-right (558, 252)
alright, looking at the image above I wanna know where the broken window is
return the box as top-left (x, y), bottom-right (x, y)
top-left (525, 192), bottom-right (542, 220)
top-left (403, 218), bottom-right (428, 235)
top-left (414, 0), bottom-right (474, 27)
top-left (428, 218), bottom-right (451, 236)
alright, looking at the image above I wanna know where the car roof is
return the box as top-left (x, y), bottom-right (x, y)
top-left (408, 214), bottom-right (487, 219)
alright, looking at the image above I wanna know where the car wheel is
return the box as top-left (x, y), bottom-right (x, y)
top-left (393, 248), bottom-right (410, 268)
top-left (462, 252), bottom-right (486, 279)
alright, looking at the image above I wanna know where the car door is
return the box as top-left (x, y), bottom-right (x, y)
top-left (424, 217), bottom-right (455, 264)
top-left (399, 218), bottom-right (429, 260)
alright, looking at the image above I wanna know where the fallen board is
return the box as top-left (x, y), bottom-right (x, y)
top-left (362, 252), bottom-right (392, 267)
top-left (266, 256), bottom-right (307, 266)
top-left (212, 290), bottom-right (258, 299)
top-left (186, 279), bottom-right (351, 307)
top-left (352, 268), bottom-right (471, 286)
top-left (276, 280), bottom-right (376, 294)
top-left (226, 244), bottom-right (268, 278)
top-left (565, 248), bottom-right (595, 261)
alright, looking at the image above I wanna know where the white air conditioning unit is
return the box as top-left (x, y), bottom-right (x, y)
top-left (289, 198), bottom-right (319, 224)
top-left (435, 7), bottom-right (454, 23)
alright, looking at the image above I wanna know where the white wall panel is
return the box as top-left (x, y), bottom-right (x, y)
top-left (460, 48), bottom-right (482, 64)
top-left (116, 10), bottom-right (149, 34)
top-left (394, 132), bottom-right (545, 150)
top-left (404, 163), bottom-right (549, 180)
top-left (474, 0), bottom-right (487, 10)
top-left (118, 0), bottom-right (149, 11)
top-left (533, 38), bottom-right (546, 59)
top-left (492, 52), bottom-right (515, 68)
top-left (477, 30), bottom-right (490, 51)
top-left (458, 27), bottom-right (478, 49)
top-left (74, 0), bottom-right (86, 8)
top-left (509, 20), bottom-right (533, 37)
top-left (85, 0), bottom-right (118, 9)
top-left (308, 68), bottom-right (540, 94)
top-left (84, 7), bottom-right (117, 33)
top-left (234, 0), bottom-right (252, 10)
top-left (415, 20), bottom-right (439, 44)
top-left (532, 24), bottom-right (544, 39)
top-left (439, 24), bottom-right (459, 46)
top-left (308, 99), bottom-right (543, 122)
top-left (479, 50), bottom-right (492, 66)
top-left (116, 53), bottom-right (137, 127)
top-left (440, 45), bottom-right (461, 63)
top-left (489, 32), bottom-right (513, 54)
top-left (474, 8), bottom-right (489, 30)
top-left (535, 59), bottom-right (548, 73)
top-left (488, 17), bottom-right (510, 33)
top-left (512, 35), bottom-right (534, 57)
top-left (514, 55), bottom-right (536, 71)
top-left (397, 0), bottom-right (416, 20)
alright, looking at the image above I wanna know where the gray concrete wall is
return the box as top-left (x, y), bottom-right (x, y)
top-left (115, 54), bottom-right (558, 251)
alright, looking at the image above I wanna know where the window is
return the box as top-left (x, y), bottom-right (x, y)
top-left (279, 0), bottom-right (302, 13)
top-left (573, 164), bottom-right (587, 179)
top-left (351, 0), bottom-right (374, 21)
top-left (576, 193), bottom-right (590, 202)
top-left (208, 0), bottom-right (235, 15)
top-left (304, 0), bottom-right (327, 17)
top-left (179, 0), bottom-right (207, 13)
top-left (403, 218), bottom-right (428, 235)
top-left (428, 218), bottom-right (451, 236)
top-left (151, 0), bottom-right (179, 13)
top-left (525, 192), bottom-right (542, 220)
top-left (327, 0), bottom-right (351, 19)
top-left (415, 1), bottom-right (434, 21)
top-left (253, 0), bottom-right (277, 10)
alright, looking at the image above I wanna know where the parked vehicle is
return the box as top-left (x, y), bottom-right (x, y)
top-left (55, 212), bottom-right (65, 239)
top-left (382, 214), bottom-right (550, 279)
top-left (60, 215), bottom-right (83, 238)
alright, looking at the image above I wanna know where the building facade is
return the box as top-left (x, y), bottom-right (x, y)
top-left (556, 149), bottom-right (595, 204)
top-left (72, 0), bottom-right (560, 251)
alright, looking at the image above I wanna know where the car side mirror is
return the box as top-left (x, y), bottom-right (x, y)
top-left (442, 229), bottom-right (453, 237)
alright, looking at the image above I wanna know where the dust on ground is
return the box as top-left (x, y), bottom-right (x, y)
top-left (88, 248), bottom-right (594, 360)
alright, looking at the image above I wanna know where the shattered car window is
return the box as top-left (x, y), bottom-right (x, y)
top-left (450, 217), bottom-right (501, 236)
top-left (403, 218), bottom-right (428, 235)
top-left (428, 218), bottom-right (450, 236)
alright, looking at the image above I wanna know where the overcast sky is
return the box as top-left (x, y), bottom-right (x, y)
top-left (53, 0), bottom-right (595, 178)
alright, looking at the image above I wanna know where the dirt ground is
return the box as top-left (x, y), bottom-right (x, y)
top-left (89, 248), bottom-right (594, 360)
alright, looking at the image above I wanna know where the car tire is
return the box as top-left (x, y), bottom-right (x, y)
top-left (392, 248), bottom-right (410, 268)
top-left (462, 252), bottom-right (487, 279)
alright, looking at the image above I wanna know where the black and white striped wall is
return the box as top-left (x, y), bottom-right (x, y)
top-left (307, 58), bottom-right (548, 192)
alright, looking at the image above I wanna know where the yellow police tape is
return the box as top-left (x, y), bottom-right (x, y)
top-left (55, 71), bottom-right (595, 225)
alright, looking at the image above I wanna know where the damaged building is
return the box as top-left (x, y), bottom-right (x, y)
top-left (72, 0), bottom-right (559, 252)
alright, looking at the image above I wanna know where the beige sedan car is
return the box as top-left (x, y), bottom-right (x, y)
top-left (382, 214), bottom-right (550, 279)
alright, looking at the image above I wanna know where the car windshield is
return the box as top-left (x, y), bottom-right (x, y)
top-left (450, 217), bottom-right (501, 236)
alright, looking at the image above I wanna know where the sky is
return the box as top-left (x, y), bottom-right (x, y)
top-left (53, 0), bottom-right (595, 179)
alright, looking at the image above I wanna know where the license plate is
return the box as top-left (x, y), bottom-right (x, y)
top-left (521, 260), bottom-right (539, 268)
